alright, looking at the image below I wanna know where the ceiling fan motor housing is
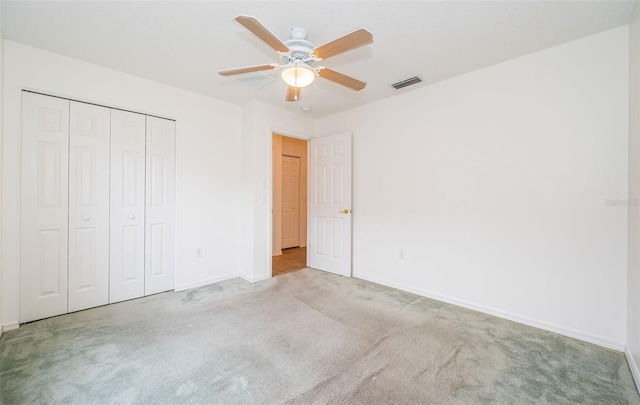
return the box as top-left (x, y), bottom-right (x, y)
top-left (282, 39), bottom-right (316, 64)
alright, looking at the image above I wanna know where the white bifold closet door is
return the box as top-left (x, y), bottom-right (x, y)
top-left (110, 112), bottom-right (176, 302)
top-left (110, 109), bottom-right (146, 303)
top-left (68, 101), bottom-right (111, 312)
top-left (145, 116), bottom-right (176, 296)
top-left (20, 92), bottom-right (70, 323)
top-left (21, 94), bottom-right (111, 321)
top-left (21, 92), bottom-right (176, 322)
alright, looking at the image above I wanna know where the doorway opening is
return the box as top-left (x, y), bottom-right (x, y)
top-left (272, 246), bottom-right (307, 277)
top-left (272, 133), bottom-right (308, 277)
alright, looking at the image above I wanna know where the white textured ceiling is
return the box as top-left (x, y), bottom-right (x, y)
top-left (0, 1), bottom-right (636, 118)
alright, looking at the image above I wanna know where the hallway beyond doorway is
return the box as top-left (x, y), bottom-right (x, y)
top-left (273, 247), bottom-right (307, 277)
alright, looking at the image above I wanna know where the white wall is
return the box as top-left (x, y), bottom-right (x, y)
top-left (240, 99), bottom-right (314, 282)
top-left (628, 1), bottom-right (640, 389)
top-left (1, 40), bottom-right (243, 329)
top-left (317, 27), bottom-right (629, 349)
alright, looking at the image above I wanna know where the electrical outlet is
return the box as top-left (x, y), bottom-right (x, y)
top-left (196, 248), bottom-right (203, 257)
top-left (399, 249), bottom-right (406, 260)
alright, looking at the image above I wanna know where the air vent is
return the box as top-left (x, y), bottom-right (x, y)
top-left (391, 76), bottom-right (422, 90)
top-left (232, 71), bottom-right (277, 89)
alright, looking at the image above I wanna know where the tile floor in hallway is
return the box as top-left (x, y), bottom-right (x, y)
top-left (272, 247), bottom-right (306, 277)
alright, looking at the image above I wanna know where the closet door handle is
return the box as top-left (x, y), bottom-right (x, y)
top-left (82, 215), bottom-right (91, 221)
top-left (128, 214), bottom-right (136, 220)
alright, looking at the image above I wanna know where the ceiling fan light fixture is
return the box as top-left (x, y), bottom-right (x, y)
top-left (281, 63), bottom-right (316, 88)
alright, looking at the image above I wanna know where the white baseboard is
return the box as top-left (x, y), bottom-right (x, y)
top-left (353, 272), bottom-right (625, 351)
top-left (174, 273), bottom-right (239, 292)
top-left (240, 273), bottom-right (271, 283)
top-left (626, 346), bottom-right (640, 394)
top-left (1, 321), bottom-right (19, 333)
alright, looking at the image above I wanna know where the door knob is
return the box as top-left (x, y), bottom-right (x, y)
top-left (82, 215), bottom-right (91, 221)
top-left (128, 214), bottom-right (136, 220)
top-left (339, 209), bottom-right (350, 214)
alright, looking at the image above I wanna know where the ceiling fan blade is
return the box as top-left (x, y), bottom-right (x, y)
top-left (313, 28), bottom-right (373, 60)
top-left (286, 86), bottom-right (301, 102)
top-left (318, 68), bottom-right (366, 91)
top-left (235, 15), bottom-right (289, 53)
top-left (218, 64), bottom-right (278, 76)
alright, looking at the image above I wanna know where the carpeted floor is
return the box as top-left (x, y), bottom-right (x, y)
top-left (1, 269), bottom-right (639, 405)
top-left (272, 247), bottom-right (307, 277)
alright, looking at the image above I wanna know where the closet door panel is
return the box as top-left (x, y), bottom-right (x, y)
top-left (20, 92), bottom-right (70, 323)
top-left (145, 116), bottom-right (175, 295)
top-left (110, 109), bottom-right (146, 303)
top-left (68, 101), bottom-right (110, 312)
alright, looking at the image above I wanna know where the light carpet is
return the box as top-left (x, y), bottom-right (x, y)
top-left (1, 269), bottom-right (639, 404)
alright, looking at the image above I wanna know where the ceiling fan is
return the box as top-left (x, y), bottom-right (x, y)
top-left (218, 15), bottom-right (373, 102)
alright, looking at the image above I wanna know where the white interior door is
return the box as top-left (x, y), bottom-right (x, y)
top-left (144, 116), bottom-right (176, 296)
top-left (308, 132), bottom-right (352, 276)
top-left (68, 101), bottom-right (110, 312)
top-left (110, 109), bottom-right (146, 303)
top-left (282, 156), bottom-right (300, 249)
top-left (20, 92), bottom-right (70, 322)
